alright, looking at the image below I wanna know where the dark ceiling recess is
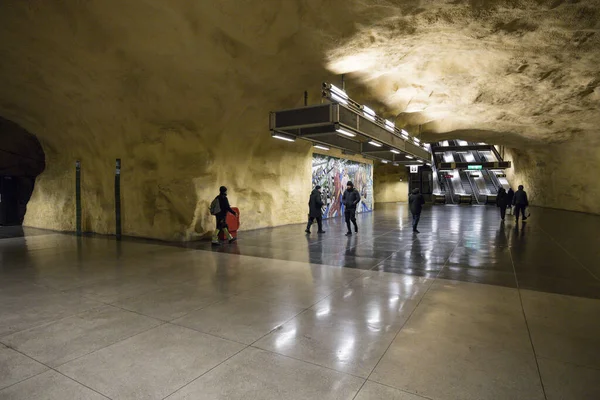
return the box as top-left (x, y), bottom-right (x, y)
top-left (0, 117), bottom-right (46, 226)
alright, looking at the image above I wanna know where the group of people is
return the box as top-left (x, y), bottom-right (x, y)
top-left (305, 181), bottom-right (360, 236)
top-left (305, 183), bottom-right (426, 235)
top-left (496, 185), bottom-right (529, 222)
top-left (210, 183), bottom-right (528, 245)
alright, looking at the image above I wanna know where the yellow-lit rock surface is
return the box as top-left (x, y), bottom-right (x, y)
top-left (374, 164), bottom-right (410, 204)
top-left (1, 1), bottom-right (598, 240)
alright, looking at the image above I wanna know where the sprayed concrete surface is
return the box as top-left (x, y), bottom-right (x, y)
top-left (0, 0), bottom-right (598, 239)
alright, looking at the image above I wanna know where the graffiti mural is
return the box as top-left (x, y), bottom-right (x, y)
top-left (312, 154), bottom-right (373, 219)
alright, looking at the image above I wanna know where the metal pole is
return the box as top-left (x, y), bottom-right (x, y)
top-left (75, 160), bottom-right (81, 236)
top-left (115, 158), bottom-right (121, 240)
top-left (341, 74), bottom-right (345, 91)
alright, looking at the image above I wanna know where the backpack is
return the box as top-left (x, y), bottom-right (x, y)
top-left (209, 196), bottom-right (221, 215)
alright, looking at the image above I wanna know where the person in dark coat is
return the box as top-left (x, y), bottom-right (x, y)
top-left (512, 185), bottom-right (529, 222)
top-left (409, 188), bottom-right (426, 233)
top-left (212, 186), bottom-right (238, 245)
top-left (342, 181), bottom-right (361, 236)
top-left (496, 187), bottom-right (508, 221)
top-left (305, 186), bottom-right (325, 234)
top-left (506, 187), bottom-right (515, 215)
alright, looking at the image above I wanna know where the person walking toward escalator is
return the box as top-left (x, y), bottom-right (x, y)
top-left (506, 187), bottom-right (515, 215)
top-left (496, 187), bottom-right (508, 221)
top-left (512, 185), bottom-right (529, 223)
top-left (210, 186), bottom-right (238, 245)
top-left (409, 188), bottom-right (425, 233)
top-left (305, 185), bottom-right (326, 234)
top-left (342, 181), bottom-right (360, 236)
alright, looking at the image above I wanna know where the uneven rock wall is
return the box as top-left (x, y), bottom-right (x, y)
top-left (504, 133), bottom-right (600, 215)
top-left (0, 0), bottom-right (373, 240)
top-left (374, 164), bottom-right (409, 203)
top-left (1, 0), bottom-right (598, 242)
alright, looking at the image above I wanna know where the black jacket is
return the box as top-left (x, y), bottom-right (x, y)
top-left (409, 190), bottom-right (425, 214)
top-left (513, 189), bottom-right (528, 206)
top-left (342, 188), bottom-right (361, 212)
top-left (217, 194), bottom-right (236, 217)
top-left (308, 189), bottom-right (324, 218)
top-left (506, 189), bottom-right (515, 205)
top-left (496, 189), bottom-right (508, 207)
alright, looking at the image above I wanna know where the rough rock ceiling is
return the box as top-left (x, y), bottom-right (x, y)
top-left (327, 0), bottom-right (600, 147)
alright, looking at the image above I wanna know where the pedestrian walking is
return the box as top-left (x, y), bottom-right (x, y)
top-left (409, 188), bottom-right (425, 233)
top-left (496, 187), bottom-right (508, 221)
top-left (209, 186), bottom-right (238, 245)
top-left (506, 187), bottom-right (515, 215)
top-left (512, 185), bottom-right (529, 223)
top-left (342, 181), bottom-right (360, 236)
top-left (305, 185), bottom-right (326, 234)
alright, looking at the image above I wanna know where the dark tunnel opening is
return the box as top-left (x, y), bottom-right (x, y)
top-left (0, 117), bottom-right (45, 226)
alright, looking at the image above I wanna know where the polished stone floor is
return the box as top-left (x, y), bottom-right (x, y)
top-left (1, 204), bottom-right (599, 399)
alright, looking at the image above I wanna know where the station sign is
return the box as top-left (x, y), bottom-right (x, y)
top-left (467, 165), bottom-right (483, 170)
top-left (409, 165), bottom-right (419, 173)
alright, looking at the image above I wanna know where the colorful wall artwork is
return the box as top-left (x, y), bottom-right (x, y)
top-left (312, 154), bottom-right (373, 218)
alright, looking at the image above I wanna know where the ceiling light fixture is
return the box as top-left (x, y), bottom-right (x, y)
top-left (272, 133), bottom-right (295, 142)
top-left (314, 144), bottom-right (330, 151)
top-left (330, 93), bottom-right (348, 105)
top-left (329, 84), bottom-right (348, 99)
top-left (368, 140), bottom-right (382, 147)
top-left (384, 120), bottom-right (395, 132)
top-left (362, 105), bottom-right (376, 121)
top-left (390, 149), bottom-right (400, 154)
top-left (400, 129), bottom-right (409, 139)
top-left (381, 160), bottom-right (389, 164)
top-left (406, 155), bottom-right (414, 159)
top-left (336, 128), bottom-right (356, 137)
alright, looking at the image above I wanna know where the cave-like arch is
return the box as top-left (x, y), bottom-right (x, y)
top-left (0, 117), bottom-right (45, 225)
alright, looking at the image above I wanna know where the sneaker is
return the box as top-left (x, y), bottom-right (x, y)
top-left (317, 231), bottom-right (326, 234)
top-left (413, 229), bottom-right (420, 233)
top-left (305, 230), bottom-right (311, 234)
top-left (345, 232), bottom-right (352, 236)
top-left (354, 228), bottom-right (358, 233)
top-left (523, 217), bottom-right (528, 221)
top-left (229, 237), bottom-right (237, 244)
top-left (211, 241), bottom-right (221, 246)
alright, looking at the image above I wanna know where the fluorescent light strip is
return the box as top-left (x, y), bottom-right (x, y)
top-left (329, 84), bottom-right (348, 99)
top-left (336, 128), bottom-right (356, 137)
top-left (364, 114), bottom-right (375, 121)
top-left (406, 155), bottom-right (414, 159)
top-left (330, 93), bottom-right (348, 105)
top-left (400, 129), bottom-right (409, 139)
top-left (362, 105), bottom-right (376, 116)
top-left (368, 140), bottom-right (382, 147)
top-left (390, 149), bottom-right (400, 154)
top-left (314, 144), bottom-right (330, 151)
top-left (413, 137), bottom-right (421, 144)
top-left (381, 160), bottom-right (389, 164)
top-left (385, 120), bottom-right (395, 132)
top-left (272, 134), bottom-right (295, 142)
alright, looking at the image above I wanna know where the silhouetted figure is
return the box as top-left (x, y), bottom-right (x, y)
top-left (496, 187), bottom-right (508, 221)
top-left (342, 181), bottom-right (360, 236)
top-left (305, 185), bottom-right (325, 234)
top-left (409, 188), bottom-right (425, 233)
top-left (512, 185), bottom-right (529, 222)
top-left (210, 186), bottom-right (238, 245)
top-left (506, 187), bottom-right (515, 216)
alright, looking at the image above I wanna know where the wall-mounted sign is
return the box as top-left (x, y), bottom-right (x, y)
top-left (467, 165), bottom-right (483, 170)
top-left (409, 165), bottom-right (419, 173)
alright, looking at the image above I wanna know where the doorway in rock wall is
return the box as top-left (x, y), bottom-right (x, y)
top-left (0, 117), bottom-right (46, 226)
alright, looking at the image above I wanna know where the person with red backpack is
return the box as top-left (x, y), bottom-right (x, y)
top-left (210, 186), bottom-right (238, 245)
